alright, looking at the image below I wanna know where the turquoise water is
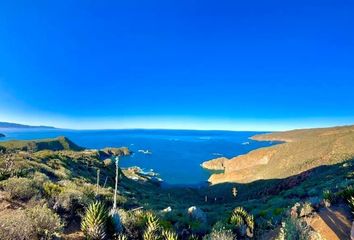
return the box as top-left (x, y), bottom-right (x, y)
top-left (0, 129), bottom-right (275, 185)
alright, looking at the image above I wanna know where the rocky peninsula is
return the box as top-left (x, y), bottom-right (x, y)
top-left (203, 125), bottom-right (354, 184)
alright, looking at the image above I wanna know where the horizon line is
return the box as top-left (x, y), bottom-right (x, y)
top-left (1, 122), bottom-right (354, 133)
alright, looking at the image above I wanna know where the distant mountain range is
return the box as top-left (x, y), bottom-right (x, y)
top-left (0, 121), bottom-right (56, 129)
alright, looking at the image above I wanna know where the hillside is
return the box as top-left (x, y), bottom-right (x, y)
top-left (203, 125), bottom-right (354, 184)
top-left (0, 136), bottom-right (84, 152)
top-left (1, 135), bottom-right (354, 239)
top-left (0, 121), bottom-right (55, 129)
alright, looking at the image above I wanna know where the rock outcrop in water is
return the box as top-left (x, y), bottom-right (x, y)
top-left (0, 133), bottom-right (5, 137)
top-left (99, 147), bottom-right (131, 158)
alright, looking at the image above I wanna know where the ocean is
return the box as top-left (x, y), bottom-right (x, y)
top-left (0, 129), bottom-right (275, 185)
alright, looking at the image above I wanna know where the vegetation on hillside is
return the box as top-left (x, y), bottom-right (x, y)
top-left (0, 136), bottom-right (84, 152)
top-left (0, 129), bottom-right (354, 239)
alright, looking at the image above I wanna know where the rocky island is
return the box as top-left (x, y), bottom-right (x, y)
top-left (0, 133), bottom-right (5, 137)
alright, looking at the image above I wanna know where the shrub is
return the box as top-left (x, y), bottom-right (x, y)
top-left (1, 177), bottom-right (40, 200)
top-left (0, 209), bottom-right (35, 240)
top-left (211, 221), bottom-right (233, 232)
top-left (203, 229), bottom-right (236, 240)
top-left (26, 204), bottom-right (62, 238)
top-left (189, 220), bottom-right (209, 235)
top-left (119, 209), bottom-right (146, 239)
top-left (339, 185), bottom-right (354, 201)
top-left (272, 208), bottom-right (284, 216)
top-left (348, 196), bottom-right (354, 214)
top-left (55, 181), bottom-right (97, 213)
top-left (299, 202), bottom-right (313, 217)
top-left (103, 158), bottom-right (113, 167)
top-left (81, 201), bottom-right (110, 240)
top-left (0, 205), bottom-right (62, 240)
top-left (43, 182), bottom-right (63, 198)
top-left (322, 190), bottom-right (333, 202)
top-left (276, 217), bottom-right (320, 240)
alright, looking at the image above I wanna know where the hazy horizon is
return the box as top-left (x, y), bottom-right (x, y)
top-left (1, 1), bottom-right (353, 131)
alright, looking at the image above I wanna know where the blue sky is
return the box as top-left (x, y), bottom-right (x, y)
top-left (0, 0), bottom-right (353, 130)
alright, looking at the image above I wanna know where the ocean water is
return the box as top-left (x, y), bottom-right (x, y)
top-left (0, 129), bottom-right (275, 185)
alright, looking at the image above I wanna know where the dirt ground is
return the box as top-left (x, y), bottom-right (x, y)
top-left (307, 205), bottom-right (352, 240)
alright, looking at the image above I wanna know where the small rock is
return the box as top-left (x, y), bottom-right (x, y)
top-left (307, 230), bottom-right (322, 240)
top-left (290, 203), bottom-right (301, 219)
top-left (162, 206), bottom-right (172, 213)
top-left (323, 199), bottom-right (331, 208)
top-left (188, 206), bottom-right (207, 223)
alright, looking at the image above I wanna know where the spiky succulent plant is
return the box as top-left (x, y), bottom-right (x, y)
top-left (115, 234), bottom-right (128, 240)
top-left (81, 201), bottom-right (110, 240)
top-left (230, 207), bottom-right (254, 237)
top-left (143, 212), bottom-right (160, 240)
top-left (162, 229), bottom-right (178, 240)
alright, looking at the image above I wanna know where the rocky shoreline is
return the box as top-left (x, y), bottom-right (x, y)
top-left (202, 125), bottom-right (354, 185)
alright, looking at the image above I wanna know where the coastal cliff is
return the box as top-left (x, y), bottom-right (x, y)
top-left (201, 157), bottom-right (228, 170)
top-left (204, 125), bottom-right (354, 184)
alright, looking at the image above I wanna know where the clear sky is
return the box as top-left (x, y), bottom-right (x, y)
top-left (0, 0), bottom-right (353, 131)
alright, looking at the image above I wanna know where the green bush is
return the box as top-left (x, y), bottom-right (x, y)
top-left (273, 208), bottom-right (284, 216)
top-left (323, 189), bottom-right (334, 204)
top-left (338, 185), bottom-right (354, 201)
top-left (0, 205), bottom-right (62, 240)
top-left (43, 182), bottom-right (63, 198)
top-left (118, 209), bottom-right (146, 239)
top-left (55, 181), bottom-right (97, 212)
top-left (26, 204), bottom-right (62, 239)
top-left (0, 209), bottom-right (36, 240)
top-left (1, 177), bottom-right (40, 200)
top-left (276, 217), bottom-right (319, 240)
top-left (299, 202), bottom-right (313, 217)
top-left (348, 196), bottom-right (354, 214)
top-left (103, 158), bottom-right (113, 167)
top-left (203, 229), bottom-right (236, 240)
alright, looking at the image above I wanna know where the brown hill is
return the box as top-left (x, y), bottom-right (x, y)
top-left (204, 125), bottom-right (354, 184)
top-left (0, 136), bottom-right (84, 152)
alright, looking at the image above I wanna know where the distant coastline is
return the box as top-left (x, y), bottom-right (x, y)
top-left (0, 121), bottom-right (56, 129)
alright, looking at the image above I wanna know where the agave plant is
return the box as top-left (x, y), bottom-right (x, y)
top-left (162, 229), bottom-right (178, 240)
top-left (188, 235), bottom-right (199, 240)
top-left (143, 212), bottom-right (161, 240)
top-left (348, 196), bottom-right (354, 213)
top-left (115, 234), bottom-right (128, 240)
top-left (230, 207), bottom-right (254, 238)
top-left (81, 201), bottom-right (110, 240)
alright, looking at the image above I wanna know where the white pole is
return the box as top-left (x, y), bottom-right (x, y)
top-left (96, 169), bottom-right (100, 196)
top-left (113, 157), bottom-right (119, 209)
